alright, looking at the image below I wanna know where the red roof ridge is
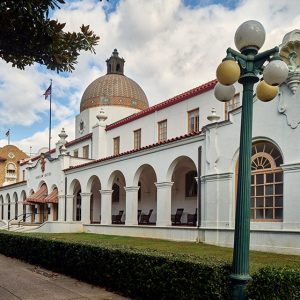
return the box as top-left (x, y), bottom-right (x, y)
top-left (105, 79), bottom-right (217, 131)
top-left (65, 131), bottom-right (201, 172)
top-left (66, 133), bottom-right (92, 147)
top-left (20, 133), bottom-right (93, 166)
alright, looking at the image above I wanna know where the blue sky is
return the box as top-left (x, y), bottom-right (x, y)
top-left (0, 0), bottom-right (298, 154)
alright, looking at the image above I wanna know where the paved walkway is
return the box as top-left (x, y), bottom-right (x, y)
top-left (0, 254), bottom-right (129, 300)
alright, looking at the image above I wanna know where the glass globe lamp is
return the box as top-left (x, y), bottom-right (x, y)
top-left (263, 60), bottom-right (289, 86)
top-left (214, 83), bottom-right (235, 102)
top-left (216, 60), bottom-right (240, 85)
top-left (256, 80), bottom-right (279, 102)
top-left (234, 20), bottom-right (266, 51)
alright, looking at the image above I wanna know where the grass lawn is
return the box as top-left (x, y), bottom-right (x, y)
top-left (27, 232), bottom-right (300, 273)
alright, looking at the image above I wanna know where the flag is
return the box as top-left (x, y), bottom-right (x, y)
top-left (43, 84), bottom-right (52, 100)
top-left (5, 130), bottom-right (10, 137)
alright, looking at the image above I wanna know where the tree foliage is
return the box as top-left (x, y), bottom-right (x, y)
top-left (0, 0), bottom-right (100, 72)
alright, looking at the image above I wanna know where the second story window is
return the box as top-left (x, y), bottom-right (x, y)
top-left (113, 137), bottom-right (120, 155)
top-left (134, 129), bottom-right (141, 150)
top-left (82, 145), bottom-right (89, 159)
top-left (188, 109), bottom-right (199, 133)
top-left (225, 93), bottom-right (240, 120)
top-left (158, 120), bottom-right (167, 142)
top-left (73, 149), bottom-right (79, 158)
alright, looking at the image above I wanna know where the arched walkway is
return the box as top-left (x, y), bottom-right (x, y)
top-left (70, 179), bottom-right (82, 221)
top-left (6, 194), bottom-right (11, 220)
top-left (168, 156), bottom-right (198, 226)
top-left (108, 171), bottom-right (126, 224)
top-left (0, 196), bottom-right (3, 220)
top-left (87, 176), bottom-right (101, 223)
top-left (20, 190), bottom-right (27, 222)
top-left (13, 192), bottom-right (18, 220)
top-left (134, 164), bottom-right (157, 225)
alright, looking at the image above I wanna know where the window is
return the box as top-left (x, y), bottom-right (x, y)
top-left (185, 171), bottom-right (198, 197)
top-left (225, 93), bottom-right (240, 120)
top-left (237, 142), bottom-right (283, 221)
top-left (134, 129), bottom-right (141, 150)
top-left (113, 137), bottom-right (120, 155)
top-left (22, 170), bottom-right (25, 181)
top-left (188, 109), bottom-right (199, 133)
top-left (5, 163), bottom-right (16, 183)
top-left (112, 183), bottom-right (120, 202)
top-left (158, 120), bottom-right (167, 142)
top-left (82, 145), bottom-right (89, 159)
top-left (73, 149), bottom-right (79, 158)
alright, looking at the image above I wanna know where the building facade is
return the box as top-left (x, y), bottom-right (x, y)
top-left (0, 145), bottom-right (28, 187)
top-left (1, 31), bottom-right (300, 255)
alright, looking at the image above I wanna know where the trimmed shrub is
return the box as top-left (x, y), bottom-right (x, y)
top-left (247, 266), bottom-right (300, 300)
top-left (0, 232), bottom-right (231, 299)
top-left (1, 232), bottom-right (299, 299)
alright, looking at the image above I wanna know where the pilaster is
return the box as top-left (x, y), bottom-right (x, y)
top-left (124, 186), bottom-right (139, 225)
top-left (155, 182), bottom-right (173, 226)
top-left (66, 195), bottom-right (74, 222)
top-left (80, 193), bottom-right (92, 224)
top-left (100, 190), bottom-right (113, 224)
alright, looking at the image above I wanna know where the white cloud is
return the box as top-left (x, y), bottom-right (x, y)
top-left (0, 119), bottom-right (75, 155)
top-left (0, 0), bottom-right (299, 151)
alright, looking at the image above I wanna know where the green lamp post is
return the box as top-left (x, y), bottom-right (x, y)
top-left (214, 20), bottom-right (288, 299)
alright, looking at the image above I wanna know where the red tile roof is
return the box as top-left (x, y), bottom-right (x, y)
top-left (20, 133), bottom-right (93, 166)
top-left (44, 188), bottom-right (58, 204)
top-left (65, 131), bottom-right (201, 172)
top-left (106, 79), bottom-right (217, 131)
top-left (26, 184), bottom-right (47, 203)
top-left (66, 133), bottom-right (92, 147)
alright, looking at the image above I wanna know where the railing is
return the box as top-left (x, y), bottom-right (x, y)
top-left (7, 213), bottom-right (44, 230)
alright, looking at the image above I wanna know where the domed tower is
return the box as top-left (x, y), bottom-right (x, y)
top-left (76, 50), bottom-right (149, 138)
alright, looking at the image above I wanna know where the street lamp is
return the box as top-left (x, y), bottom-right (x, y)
top-left (214, 20), bottom-right (288, 299)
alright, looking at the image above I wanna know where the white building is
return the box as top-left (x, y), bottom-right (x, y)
top-left (1, 31), bottom-right (300, 255)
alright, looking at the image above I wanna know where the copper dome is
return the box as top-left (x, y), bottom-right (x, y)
top-left (80, 49), bottom-right (149, 113)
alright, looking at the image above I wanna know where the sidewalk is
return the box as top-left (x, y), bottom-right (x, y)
top-left (0, 254), bottom-right (130, 300)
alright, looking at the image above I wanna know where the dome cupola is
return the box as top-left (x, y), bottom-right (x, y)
top-left (80, 49), bottom-right (149, 113)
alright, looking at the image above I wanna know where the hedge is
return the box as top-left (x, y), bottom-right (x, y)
top-left (0, 232), bottom-right (231, 299)
top-left (247, 266), bottom-right (300, 300)
top-left (0, 232), bottom-right (299, 299)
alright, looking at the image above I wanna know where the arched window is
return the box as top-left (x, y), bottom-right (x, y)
top-left (112, 183), bottom-right (120, 202)
top-left (185, 170), bottom-right (197, 197)
top-left (249, 142), bottom-right (283, 221)
top-left (5, 163), bottom-right (17, 184)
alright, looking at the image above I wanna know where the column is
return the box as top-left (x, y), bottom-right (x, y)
top-left (124, 186), bottom-right (139, 226)
top-left (66, 195), bottom-right (74, 222)
top-left (58, 195), bottom-right (65, 221)
top-left (3, 204), bottom-right (8, 221)
top-left (80, 193), bottom-right (92, 224)
top-left (100, 190), bottom-right (113, 225)
top-left (17, 201), bottom-right (23, 220)
top-left (10, 202), bottom-right (15, 221)
top-left (37, 204), bottom-right (43, 223)
top-left (25, 204), bottom-right (31, 223)
top-left (49, 203), bottom-right (54, 221)
top-left (155, 182), bottom-right (173, 226)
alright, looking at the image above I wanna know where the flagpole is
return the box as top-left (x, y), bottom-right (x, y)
top-left (49, 79), bottom-right (52, 153)
top-left (7, 129), bottom-right (10, 145)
